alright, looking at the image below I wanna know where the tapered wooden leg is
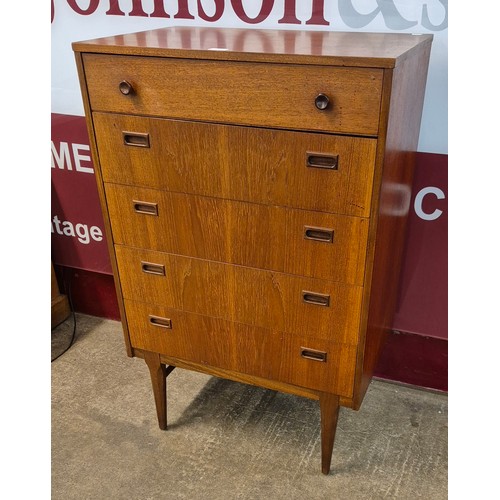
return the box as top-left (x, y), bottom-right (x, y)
top-left (319, 392), bottom-right (340, 475)
top-left (144, 351), bottom-right (168, 430)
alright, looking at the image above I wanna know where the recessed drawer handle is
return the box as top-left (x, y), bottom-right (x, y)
top-left (133, 200), bottom-right (158, 216)
top-left (302, 291), bottom-right (330, 307)
top-left (306, 153), bottom-right (338, 170)
top-left (148, 315), bottom-right (172, 329)
top-left (123, 131), bottom-right (150, 148)
top-left (141, 261), bottom-right (165, 276)
top-left (304, 226), bottom-right (334, 243)
top-left (300, 347), bottom-right (327, 362)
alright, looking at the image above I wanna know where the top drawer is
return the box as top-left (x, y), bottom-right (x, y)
top-left (83, 54), bottom-right (383, 136)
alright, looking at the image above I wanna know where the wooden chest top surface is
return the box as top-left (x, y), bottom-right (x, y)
top-left (73, 26), bottom-right (432, 68)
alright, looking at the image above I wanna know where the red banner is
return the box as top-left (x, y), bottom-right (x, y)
top-left (394, 153), bottom-right (448, 340)
top-left (51, 114), bottom-right (111, 274)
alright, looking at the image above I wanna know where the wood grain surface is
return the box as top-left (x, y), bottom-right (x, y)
top-left (115, 245), bottom-right (363, 344)
top-left (94, 112), bottom-right (377, 217)
top-left (124, 298), bottom-right (357, 397)
top-left (73, 52), bottom-right (135, 356)
top-left (84, 54), bottom-right (383, 135)
top-left (352, 41), bottom-right (433, 409)
top-left (73, 27), bottom-right (432, 69)
top-left (105, 184), bottom-right (369, 284)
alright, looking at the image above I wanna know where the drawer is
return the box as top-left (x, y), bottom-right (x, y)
top-left (83, 54), bottom-right (383, 135)
top-left (116, 246), bottom-right (363, 344)
top-left (105, 184), bottom-right (369, 285)
top-left (94, 113), bottom-right (377, 218)
top-left (124, 299), bottom-right (357, 397)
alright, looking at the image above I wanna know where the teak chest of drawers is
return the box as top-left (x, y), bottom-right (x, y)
top-left (73, 27), bottom-right (432, 474)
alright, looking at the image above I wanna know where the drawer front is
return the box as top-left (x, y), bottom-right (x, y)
top-left (116, 246), bottom-right (363, 344)
top-left (94, 113), bottom-right (377, 218)
top-left (124, 299), bottom-right (356, 397)
top-left (84, 54), bottom-right (383, 135)
top-left (105, 184), bottom-right (369, 285)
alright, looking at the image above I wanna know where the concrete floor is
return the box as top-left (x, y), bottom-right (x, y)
top-left (52, 314), bottom-right (447, 500)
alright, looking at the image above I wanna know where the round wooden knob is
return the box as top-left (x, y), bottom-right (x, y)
top-left (119, 80), bottom-right (134, 95)
top-left (314, 93), bottom-right (330, 110)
